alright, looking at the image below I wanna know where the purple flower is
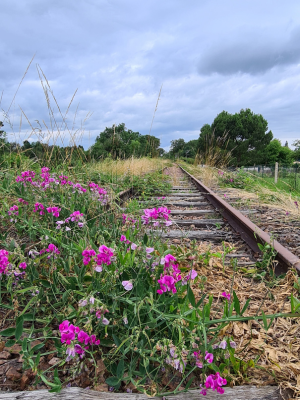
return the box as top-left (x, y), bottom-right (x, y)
top-left (122, 281), bottom-right (133, 291)
top-left (145, 247), bottom-right (154, 254)
top-left (219, 340), bottom-right (227, 349)
top-left (230, 341), bottom-right (236, 348)
top-left (131, 243), bottom-right (137, 250)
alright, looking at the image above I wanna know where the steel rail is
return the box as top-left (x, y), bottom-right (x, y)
top-left (179, 165), bottom-right (300, 274)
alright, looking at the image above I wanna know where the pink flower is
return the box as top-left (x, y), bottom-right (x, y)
top-left (204, 351), bottom-right (214, 364)
top-left (122, 281), bottom-right (133, 291)
top-left (204, 372), bottom-right (227, 394)
top-left (82, 248), bottom-right (96, 265)
top-left (46, 243), bottom-right (60, 258)
top-left (47, 206), bottom-right (61, 217)
top-left (146, 247), bottom-right (154, 254)
top-left (18, 198), bottom-right (28, 205)
top-left (70, 211), bottom-right (84, 222)
top-left (131, 243), bottom-right (137, 250)
top-left (0, 249), bottom-right (10, 274)
top-left (19, 262), bottom-right (27, 270)
top-left (157, 275), bottom-right (177, 294)
top-left (221, 292), bottom-right (230, 301)
top-left (78, 330), bottom-right (91, 345)
top-left (120, 235), bottom-right (126, 242)
top-left (96, 245), bottom-right (114, 266)
top-left (33, 203), bottom-right (45, 215)
top-left (8, 205), bottom-right (19, 216)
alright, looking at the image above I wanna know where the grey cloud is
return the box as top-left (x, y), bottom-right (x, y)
top-left (198, 27), bottom-right (300, 75)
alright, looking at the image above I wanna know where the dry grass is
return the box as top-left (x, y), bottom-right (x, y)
top-left (190, 243), bottom-right (300, 397)
top-left (88, 157), bottom-right (170, 177)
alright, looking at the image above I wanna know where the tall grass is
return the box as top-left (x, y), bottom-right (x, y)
top-left (195, 130), bottom-right (233, 167)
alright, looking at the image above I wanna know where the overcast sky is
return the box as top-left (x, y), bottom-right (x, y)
top-left (1, 0), bottom-right (300, 151)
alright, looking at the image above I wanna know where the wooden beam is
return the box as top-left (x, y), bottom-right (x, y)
top-left (0, 385), bottom-right (282, 399)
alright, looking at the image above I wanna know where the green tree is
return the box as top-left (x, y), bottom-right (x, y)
top-left (91, 123), bottom-right (160, 159)
top-left (293, 139), bottom-right (300, 161)
top-left (207, 109), bottom-right (273, 165)
top-left (265, 139), bottom-right (294, 165)
top-left (170, 139), bottom-right (186, 158)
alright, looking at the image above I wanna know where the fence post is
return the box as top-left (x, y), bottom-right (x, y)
top-left (275, 162), bottom-right (278, 184)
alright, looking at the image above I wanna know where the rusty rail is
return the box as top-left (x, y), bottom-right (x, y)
top-left (179, 165), bottom-right (300, 274)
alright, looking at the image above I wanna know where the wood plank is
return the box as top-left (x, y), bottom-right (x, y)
top-left (170, 210), bottom-right (215, 215)
top-left (165, 202), bottom-right (208, 207)
top-left (154, 230), bottom-right (231, 240)
top-left (171, 219), bottom-right (224, 227)
top-left (164, 196), bottom-right (205, 201)
top-left (168, 193), bottom-right (202, 196)
top-left (0, 385), bottom-right (281, 399)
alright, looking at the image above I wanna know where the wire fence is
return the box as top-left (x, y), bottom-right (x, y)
top-left (241, 164), bottom-right (300, 191)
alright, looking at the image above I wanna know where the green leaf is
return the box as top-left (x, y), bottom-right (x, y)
top-left (112, 334), bottom-right (121, 347)
top-left (233, 291), bottom-right (240, 315)
top-left (241, 298), bottom-right (251, 315)
top-left (15, 316), bottom-right (24, 340)
top-left (0, 327), bottom-right (15, 337)
top-left (187, 286), bottom-right (196, 307)
top-left (143, 233), bottom-right (148, 245)
top-left (23, 313), bottom-right (35, 321)
top-left (105, 377), bottom-right (120, 386)
top-left (185, 376), bottom-right (195, 390)
top-left (32, 343), bottom-right (45, 352)
top-left (40, 279), bottom-right (51, 288)
top-left (4, 339), bottom-right (16, 347)
top-left (117, 359), bottom-right (125, 379)
top-left (261, 311), bottom-right (268, 331)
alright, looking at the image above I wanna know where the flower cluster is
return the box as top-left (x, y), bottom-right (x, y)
top-left (59, 320), bottom-right (100, 362)
top-left (56, 211), bottom-right (85, 230)
top-left (33, 203), bottom-right (45, 216)
top-left (89, 182), bottom-right (108, 204)
top-left (193, 350), bottom-right (213, 369)
top-left (40, 243), bottom-right (60, 259)
top-left (82, 248), bottom-right (96, 265)
top-left (16, 170), bottom-right (35, 183)
top-left (155, 340), bottom-right (188, 373)
top-left (200, 373), bottom-right (227, 395)
top-left (78, 297), bottom-right (110, 325)
top-left (18, 198), bottom-right (28, 205)
top-left (157, 254), bottom-right (182, 294)
top-left (82, 245), bottom-right (114, 272)
top-left (16, 167), bottom-right (98, 196)
top-left (8, 205), bottom-right (18, 218)
top-left (0, 250), bottom-right (10, 274)
top-left (120, 234), bottom-right (131, 244)
top-left (122, 214), bottom-right (138, 227)
top-left (0, 250), bottom-right (27, 282)
top-left (46, 206), bottom-right (61, 217)
top-left (141, 207), bottom-right (172, 227)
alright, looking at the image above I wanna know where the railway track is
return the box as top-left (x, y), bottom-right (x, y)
top-left (121, 165), bottom-right (300, 274)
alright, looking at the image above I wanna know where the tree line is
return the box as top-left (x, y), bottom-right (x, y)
top-left (168, 108), bottom-right (300, 166)
top-left (1, 110), bottom-right (299, 168)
